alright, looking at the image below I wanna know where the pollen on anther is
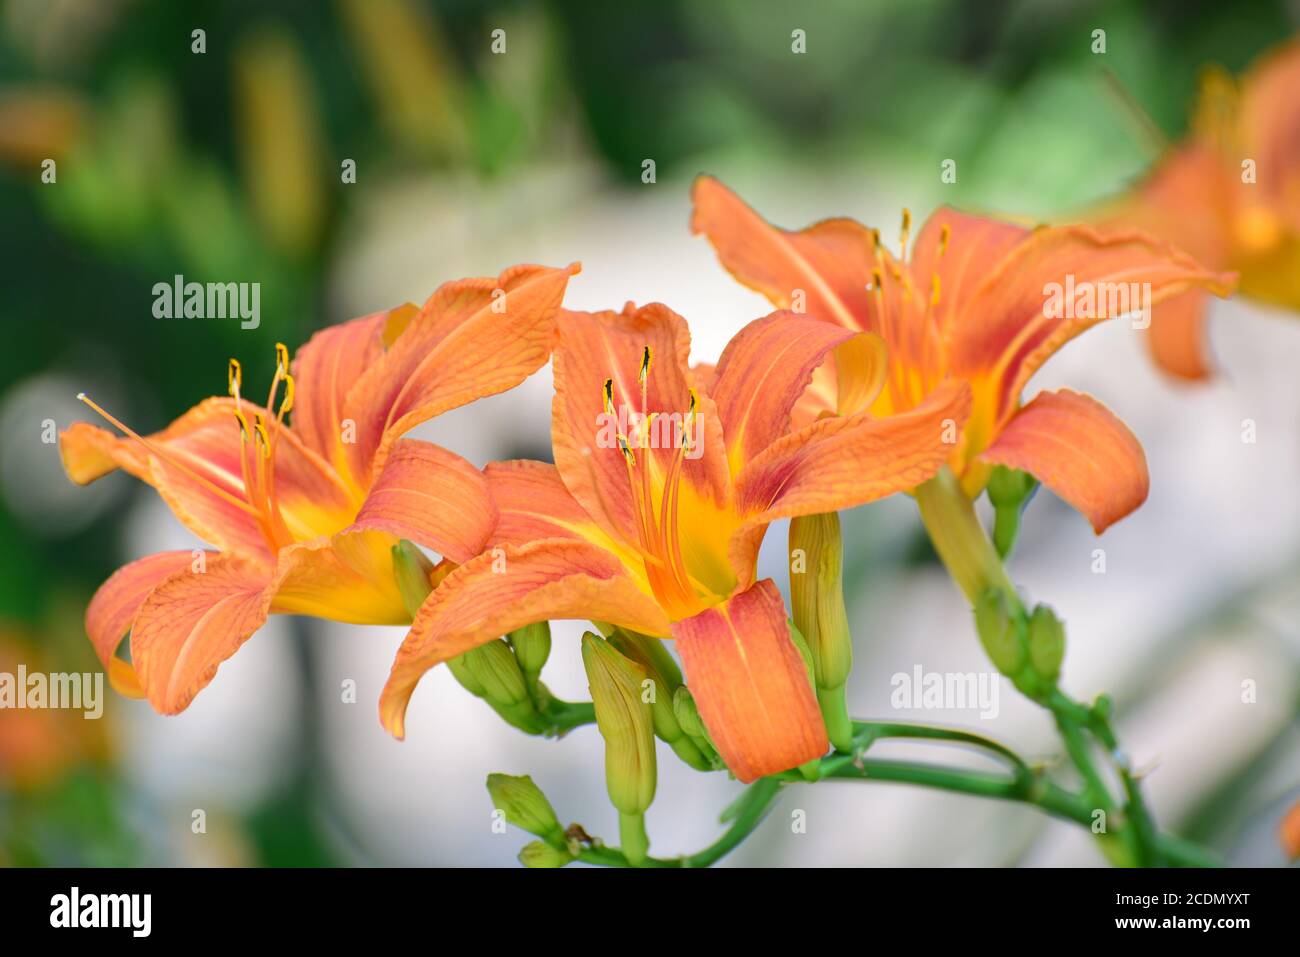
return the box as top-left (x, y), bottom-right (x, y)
top-left (228, 358), bottom-right (242, 397)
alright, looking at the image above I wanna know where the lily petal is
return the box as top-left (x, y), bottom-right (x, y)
top-left (272, 529), bottom-right (409, 624)
top-left (351, 438), bottom-right (495, 563)
top-left (710, 311), bottom-right (886, 475)
top-left (290, 306), bottom-right (400, 483)
top-left (947, 224), bottom-right (1237, 428)
top-left (690, 175), bottom-right (882, 330)
top-left (552, 303), bottom-right (729, 547)
top-left (130, 553), bottom-right (277, 714)
top-left (343, 262), bottom-right (579, 482)
top-left (379, 539), bottom-right (669, 738)
top-left (981, 389), bottom-right (1148, 534)
top-left (730, 381), bottom-right (971, 585)
top-left (672, 579), bottom-right (827, 782)
top-left (909, 207), bottom-right (1030, 338)
top-left (1147, 289), bottom-right (1214, 380)
top-left (1240, 37), bottom-right (1300, 230)
top-left (85, 550), bottom-right (208, 697)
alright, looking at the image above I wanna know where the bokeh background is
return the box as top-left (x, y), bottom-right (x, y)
top-left (2, 0), bottom-right (1298, 866)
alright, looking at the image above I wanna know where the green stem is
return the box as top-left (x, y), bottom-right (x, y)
top-left (914, 468), bottom-right (1163, 866)
top-left (538, 698), bottom-right (595, 736)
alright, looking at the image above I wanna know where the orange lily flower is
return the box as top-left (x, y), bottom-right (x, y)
top-left (691, 177), bottom-right (1236, 532)
top-left (1102, 38), bottom-right (1300, 378)
top-left (380, 301), bottom-right (970, 782)
top-left (60, 263), bottom-right (578, 715)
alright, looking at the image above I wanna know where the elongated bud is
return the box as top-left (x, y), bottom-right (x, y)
top-left (518, 840), bottom-right (574, 868)
top-left (450, 640), bottom-right (545, 734)
top-left (974, 588), bottom-right (1027, 677)
top-left (487, 773), bottom-right (564, 845)
top-left (672, 686), bottom-right (723, 768)
top-left (789, 512), bottom-right (853, 691)
top-left (465, 640), bottom-right (532, 710)
top-left (582, 633), bottom-right (655, 863)
top-left (986, 466), bottom-right (1038, 559)
top-left (583, 633), bottom-right (656, 815)
top-left (606, 629), bottom-right (708, 769)
top-left (1027, 603), bottom-right (1065, 684)
top-left (392, 540), bottom-right (436, 618)
top-left (508, 621), bottom-right (551, 688)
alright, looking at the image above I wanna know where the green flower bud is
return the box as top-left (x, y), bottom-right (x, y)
top-left (582, 633), bottom-right (657, 819)
top-left (518, 840), bottom-right (574, 868)
top-left (391, 540), bottom-right (436, 618)
top-left (671, 686), bottom-right (723, 769)
top-left (789, 512), bottom-right (853, 691)
top-left (986, 466), bottom-right (1038, 560)
top-left (451, 641), bottom-right (545, 734)
top-left (486, 773), bottom-right (564, 845)
top-left (1027, 603), bottom-right (1066, 684)
top-left (974, 588), bottom-right (1027, 677)
top-left (606, 629), bottom-right (711, 768)
top-left (507, 621), bottom-right (551, 696)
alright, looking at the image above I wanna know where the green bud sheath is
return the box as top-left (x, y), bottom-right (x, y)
top-left (507, 621), bottom-right (551, 683)
top-left (582, 633), bottom-right (657, 820)
top-left (1027, 603), bottom-right (1066, 684)
top-left (391, 540), bottom-right (436, 619)
top-left (609, 629), bottom-right (687, 746)
top-left (974, 588), bottom-right (1027, 677)
top-left (518, 840), bottom-right (574, 868)
top-left (986, 466), bottom-right (1039, 560)
top-left (465, 640), bottom-right (532, 708)
top-left (486, 773), bottom-right (564, 845)
top-left (789, 512), bottom-right (854, 691)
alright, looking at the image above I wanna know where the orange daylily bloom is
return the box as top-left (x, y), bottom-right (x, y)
top-left (1102, 38), bottom-right (1300, 379)
top-left (691, 177), bottom-right (1236, 532)
top-left (60, 263), bottom-right (578, 715)
top-left (380, 301), bottom-right (970, 782)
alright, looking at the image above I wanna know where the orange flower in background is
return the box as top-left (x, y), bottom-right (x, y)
top-left (1103, 38), bottom-right (1300, 379)
top-left (380, 301), bottom-right (969, 781)
top-left (692, 177), bottom-right (1236, 533)
top-left (60, 263), bottom-right (578, 715)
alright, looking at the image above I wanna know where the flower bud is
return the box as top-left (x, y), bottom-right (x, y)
top-left (986, 466), bottom-right (1038, 559)
top-left (391, 540), bottom-right (436, 618)
top-left (582, 633), bottom-right (656, 814)
top-left (582, 632), bottom-right (656, 863)
top-left (789, 512), bottom-right (853, 691)
top-left (973, 587), bottom-right (1027, 677)
top-left (507, 621), bottom-right (551, 691)
top-left (1027, 603), bottom-right (1065, 684)
top-left (672, 686), bottom-right (723, 769)
top-left (486, 773), bottom-right (564, 845)
top-left (607, 629), bottom-right (709, 770)
top-left (451, 640), bottom-right (545, 734)
top-left (518, 840), bottom-right (574, 868)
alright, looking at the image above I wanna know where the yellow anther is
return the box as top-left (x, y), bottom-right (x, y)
top-left (900, 208), bottom-right (912, 253)
top-left (275, 342), bottom-right (290, 376)
top-left (603, 378), bottom-right (616, 416)
top-left (617, 434), bottom-right (636, 466)
top-left (639, 346), bottom-right (652, 385)
top-left (253, 413), bottom-right (271, 457)
top-left (228, 359), bottom-right (242, 398)
top-left (939, 223), bottom-right (951, 257)
top-left (233, 407), bottom-right (251, 441)
top-left (871, 268), bottom-right (884, 292)
top-left (870, 228), bottom-right (882, 262)
top-left (279, 373), bottom-right (295, 416)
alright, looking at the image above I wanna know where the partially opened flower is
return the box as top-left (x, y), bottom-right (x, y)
top-left (60, 263), bottom-right (578, 714)
top-left (1100, 38), bottom-right (1300, 378)
top-left (691, 177), bottom-right (1236, 533)
top-left (380, 301), bottom-right (969, 781)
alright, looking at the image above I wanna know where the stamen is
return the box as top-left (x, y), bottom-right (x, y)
top-left (275, 342), bottom-right (290, 377)
top-left (639, 346), bottom-right (651, 385)
top-left (253, 413), bottom-right (271, 458)
top-left (900, 208), bottom-right (912, 260)
top-left (603, 378), bottom-right (616, 417)
top-left (75, 392), bottom-right (260, 517)
top-left (938, 223), bottom-right (951, 258)
top-left (228, 359), bottom-right (242, 399)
